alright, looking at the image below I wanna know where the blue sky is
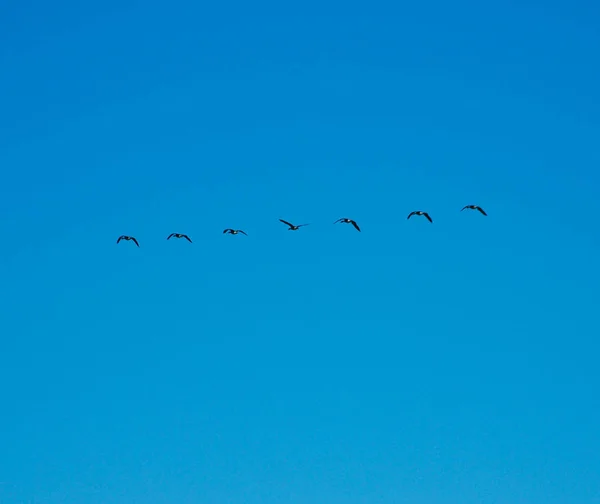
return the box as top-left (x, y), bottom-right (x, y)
top-left (1, 0), bottom-right (599, 502)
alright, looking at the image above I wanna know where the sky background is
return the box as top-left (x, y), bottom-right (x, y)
top-left (1, 0), bottom-right (599, 503)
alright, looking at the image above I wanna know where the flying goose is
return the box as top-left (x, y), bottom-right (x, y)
top-left (279, 219), bottom-right (309, 231)
top-left (223, 229), bottom-right (247, 236)
top-left (333, 218), bottom-right (361, 232)
top-left (117, 235), bottom-right (139, 247)
top-left (461, 205), bottom-right (487, 216)
top-left (167, 233), bottom-right (192, 243)
top-left (407, 211), bottom-right (433, 223)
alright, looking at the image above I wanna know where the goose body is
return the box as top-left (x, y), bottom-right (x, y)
top-left (167, 233), bottom-right (192, 243)
top-left (333, 218), bottom-right (361, 232)
top-left (223, 229), bottom-right (247, 236)
top-left (461, 205), bottom-right (487, 216)
top-left (117, 235), bottom-right (140, 247)
top-left (407, 211), bottom-right (433, 223)
top-left (279, 219), bottom-right (309, 231)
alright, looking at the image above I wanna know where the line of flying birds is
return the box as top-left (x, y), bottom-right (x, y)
top-left (116, 205), bottom-right (487, 247)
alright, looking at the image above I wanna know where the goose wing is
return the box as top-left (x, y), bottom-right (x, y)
top-left (424, 213), bottom-right (433, 223)
top-left (476, 206), bottom-right (487, 216)
top-left (279, 219), bottom-right (295, 228)
top-left (351, 220), bottom-right (361, 232)
top-left (131, 237), bottom-right (140, 247)
top-left (461, 206), bottom-right (469, 211)
top-left (238, 230), bottom-right (248, 235)
top-left (183, 235), bottom-right (192, 243)
top-left (117, 236), bottom-right (123, 244)
top-left (167, 233), bottom-right (175, 240)
top-left (407, 212), bottom-right (416, 220)
top-left (223, 229), bottom-right (232, 234)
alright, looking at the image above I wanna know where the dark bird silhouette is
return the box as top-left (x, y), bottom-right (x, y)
top-left (223, 229), bottom-right (247, 236)
top-left (333, 218), bottom-right (361, 232)
top-left (167, 233), bottom-right (192, 243)
top-left (117, 235), bottom-right (139, 247)
top-left (279, 219), bottom-right (309, 231)
top-left (407, 211), bottom-right (433, 223)
top-left (461, 205), bottom-right (487, 216)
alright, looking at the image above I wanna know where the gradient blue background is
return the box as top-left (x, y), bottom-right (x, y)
top-left (1, 1), bottom-right (599, 503)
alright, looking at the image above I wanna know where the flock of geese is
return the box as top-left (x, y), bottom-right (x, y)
top-left (116, 205), bottom-right (488, 247)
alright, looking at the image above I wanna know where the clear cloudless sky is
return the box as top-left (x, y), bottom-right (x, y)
top-left (1, 0), bottom-right (599, 503)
